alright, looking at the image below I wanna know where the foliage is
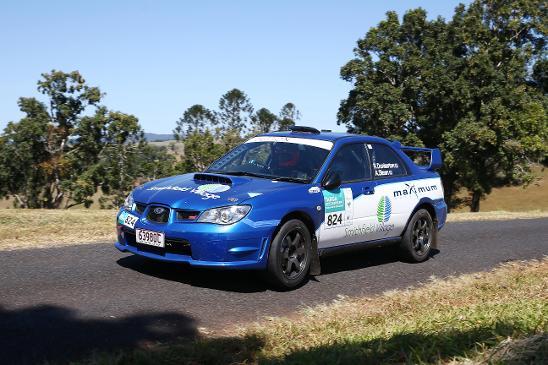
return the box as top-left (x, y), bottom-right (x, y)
top-left (173, 89), bottom-right (301, 173)
top-left (278, 102), bottom-right (300, 130)
top-left (0, 71), bottom-right (175, 208)
top-left (173, 104), bottom-right (217, 139)
top-left (338, 0), bottom-right (547, 211)
top-left (218, 88), bottom-right (254, 134)
top-left (175, 130), bottom-right (225, 173)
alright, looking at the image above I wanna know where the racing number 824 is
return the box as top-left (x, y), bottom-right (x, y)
top-left (327, 213), bottom-right (343, 226)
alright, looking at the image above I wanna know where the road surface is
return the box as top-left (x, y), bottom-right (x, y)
top-left (1, 218), bottom-right (547, 364)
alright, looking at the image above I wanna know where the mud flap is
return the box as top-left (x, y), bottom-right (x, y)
top-left (309, 236), bottom-right (321, 276)
top-left (431, 221), bottom-right (438, 249)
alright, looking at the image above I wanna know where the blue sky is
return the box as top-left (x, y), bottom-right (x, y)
top-left (0, 0), bottom-right (468, 134)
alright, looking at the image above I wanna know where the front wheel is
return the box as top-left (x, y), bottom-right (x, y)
top-left (399, 209), bottom-right (434, 262)
top-left (266, 219), bottom-right (312, 290)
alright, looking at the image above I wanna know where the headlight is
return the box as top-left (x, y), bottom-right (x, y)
top-left (197, 205), bottom-right (251, 225)
top-left (123, 192), bottom-right (134, 210)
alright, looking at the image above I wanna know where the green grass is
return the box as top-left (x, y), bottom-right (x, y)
top-left (75, 259), bottom-right (548, 365)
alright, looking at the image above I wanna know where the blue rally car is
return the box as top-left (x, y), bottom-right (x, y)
top-left (116, 126), bottom-right (447, 289)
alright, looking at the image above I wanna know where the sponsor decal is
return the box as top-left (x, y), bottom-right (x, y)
top-left (245, 136), bottom-right (333, 150)
top-left (196, 184), bottom-right (230, 193)
top-left (308, 186), bottom-right (321, 194)
top-left (377, 196), bottom-right (392, 223)
top-left (344, 222), bottom-right (394, 237)
top-left (392, 183), bottom-right (437, 198)
top-left (322, 188), bottom-right (353, 229)
top-left (343, 195), bottom-right (394, 238)
top-left (146, 186), bottom-right (221, 200)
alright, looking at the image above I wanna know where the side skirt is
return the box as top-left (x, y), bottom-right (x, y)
top-left (318, 237), bottom-right (401, 258)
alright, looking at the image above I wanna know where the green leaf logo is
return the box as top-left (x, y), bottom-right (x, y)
top-left (377, 196), bottom-right (392, 223)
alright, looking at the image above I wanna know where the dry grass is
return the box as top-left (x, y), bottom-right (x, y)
top-left (0, 209), bottom-right (117, 251)
top-left (454, 168), bottom-right (548, 212)
top-left (80, 258), bottom-right (548, 364)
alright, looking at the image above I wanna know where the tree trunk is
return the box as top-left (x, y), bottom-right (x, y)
top-left (470, 190), bottom-right (481, 212)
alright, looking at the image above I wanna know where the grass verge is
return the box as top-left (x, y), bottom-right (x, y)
top-left (0, 209), bottom-right (116, 251)
top-left (78, 258), bottom-right (547, 365)
top-left (0, 209), bottom-right (547, 251)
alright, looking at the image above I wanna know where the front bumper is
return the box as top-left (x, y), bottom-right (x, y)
top-left (115, 209), bottom-right (276, 269)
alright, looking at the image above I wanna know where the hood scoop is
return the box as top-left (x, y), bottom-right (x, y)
top-left (193, 173), bottom-right (232, 186)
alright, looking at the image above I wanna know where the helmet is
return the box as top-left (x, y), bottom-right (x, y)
top-left (273, 143), bottom-right (300, 168)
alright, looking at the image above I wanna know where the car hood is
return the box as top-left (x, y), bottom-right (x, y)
top-left (133, 173), bottom-right (305, 210)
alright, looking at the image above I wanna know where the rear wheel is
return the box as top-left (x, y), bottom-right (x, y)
top-left (399, 209), bottom-right (434, 262)
top-left (266, 219), bottom-right (312, 289)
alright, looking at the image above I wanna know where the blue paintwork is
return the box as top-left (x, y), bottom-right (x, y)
top-left (115, 130), bottom-right (447, 269)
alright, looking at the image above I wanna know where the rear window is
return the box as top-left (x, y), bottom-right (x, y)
top-left (368, 143), bottom-right (407, 178)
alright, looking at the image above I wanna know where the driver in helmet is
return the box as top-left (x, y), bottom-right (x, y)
top-left (271, 142), bottom-right (301, 176)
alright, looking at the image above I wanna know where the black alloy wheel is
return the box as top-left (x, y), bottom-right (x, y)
top-left (267, 219), bottom-right (312, 289)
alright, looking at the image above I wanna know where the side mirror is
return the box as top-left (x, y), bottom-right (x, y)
top-left (322, 171), bottom-right (341, 191)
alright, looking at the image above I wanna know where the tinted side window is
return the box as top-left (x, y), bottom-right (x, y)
top-left (368, 143), bottom-right (407, 178)
top-left (327, 144), bottom-right (371, 183)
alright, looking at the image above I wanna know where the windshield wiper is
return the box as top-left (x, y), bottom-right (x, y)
top-left (271, 176), bottom-right (309, 184)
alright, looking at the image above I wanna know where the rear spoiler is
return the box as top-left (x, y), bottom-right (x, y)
top-left (392, 141), bottom-right (442, 171)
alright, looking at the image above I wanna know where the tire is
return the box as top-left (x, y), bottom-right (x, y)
top-left (399, 209), bottom-right (434, 262)
top-left (266, 219), bottom-right (312, 290)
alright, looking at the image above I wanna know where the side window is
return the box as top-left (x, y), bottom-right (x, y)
top-left (327, 144), bottom-right (371, 183)
top-left (368, 143), bottom-right (407, 178)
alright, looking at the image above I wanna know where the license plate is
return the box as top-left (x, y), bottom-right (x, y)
top-left (119, 211), bottom-right (139, 229)
top-left (136, 229), bottom-right (165, 248)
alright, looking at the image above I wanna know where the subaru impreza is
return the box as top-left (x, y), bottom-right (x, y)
top-left (116, 126), bottom-right (447, 289)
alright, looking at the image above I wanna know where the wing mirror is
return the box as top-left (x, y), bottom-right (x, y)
top-left (322, 171), bottom-right (341, 191)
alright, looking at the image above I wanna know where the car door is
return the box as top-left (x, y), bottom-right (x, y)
top-left (317, 143), bottom-right (376, 248)
top-left (366, 142), bottom-right (410, 238)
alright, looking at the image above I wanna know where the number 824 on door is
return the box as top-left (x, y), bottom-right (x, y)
top-left (326, 212), bottom-right (344, 227)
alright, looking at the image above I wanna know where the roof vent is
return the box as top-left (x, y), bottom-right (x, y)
top-left (193, 173), bottom-right (232, 185)
top-left (288, 126), bottom-right (320, 134)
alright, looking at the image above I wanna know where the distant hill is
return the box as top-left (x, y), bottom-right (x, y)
top-left (144, 133), bottom-right (175, 142)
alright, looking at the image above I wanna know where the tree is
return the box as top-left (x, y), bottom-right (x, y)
top-left (0, 98), bottom-right (50, 208)
top-left (175, 130), bottom-right (225, 173)
top-left (338, 0), bottom-right (547, 211)
top-left (173, 104), bottom-right (217, 140)
top-left (217, 89), bottom-right (254, 134)
top-left (172, 90), bottom-right (302, 173)
top-left (279, 102), bottom-right (300, 130)
top-left (252, 107), bottom-right (278, 133)
top-left (0, 70), bottom-right (175, 208)
top-left (0, 71), bottom-right (103, 208)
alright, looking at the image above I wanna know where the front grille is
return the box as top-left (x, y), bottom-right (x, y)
top-left (135, 203), bottom-right (146, 214)
top-left (147, 205), bottom-right (170, 223)
top-left (176, 210), bottom-right (200, 221)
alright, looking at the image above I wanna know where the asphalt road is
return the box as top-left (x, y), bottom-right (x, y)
top-left (1, 218), bottom-right (547, 364)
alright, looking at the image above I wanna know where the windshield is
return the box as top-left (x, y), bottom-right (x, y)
top-left (207, 138), bottom-right (332, 183)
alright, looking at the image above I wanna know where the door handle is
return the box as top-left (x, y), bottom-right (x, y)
top-left (362, 186), bottom-right (375, 195)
